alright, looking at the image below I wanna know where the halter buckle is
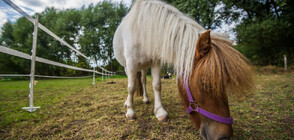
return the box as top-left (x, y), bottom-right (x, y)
top-left (187, 101), bottom-right (198, 114)
top-left (189, 101), bottom-right (198, 109)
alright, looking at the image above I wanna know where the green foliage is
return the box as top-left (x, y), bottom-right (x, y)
top-left (226, 0), bottom-right (294, 65)
top-left (1, 0), bottom-right (293, 74)
top-left (166, 0), bottom-right (294, 65)
top-left (165, 0), bottom-right (224, 29)
top-left (235, 18), bottom-right (292, 65)
top-left (79, 1), bottom-right (128, 69)
top-left (0, 1), bottom-right (128, 76)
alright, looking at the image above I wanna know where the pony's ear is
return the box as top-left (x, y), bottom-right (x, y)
top-left (195, 30), bottom-right (211, 60)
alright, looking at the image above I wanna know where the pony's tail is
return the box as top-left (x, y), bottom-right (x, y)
top-left (135, 71), bottom-right (143, 96)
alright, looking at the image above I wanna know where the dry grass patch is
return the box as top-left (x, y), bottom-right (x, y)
top-left (0, 72), bottom-right (293, 139)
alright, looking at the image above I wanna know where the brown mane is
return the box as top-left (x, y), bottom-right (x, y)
top-left (192, 37), bottom-right (253, 98)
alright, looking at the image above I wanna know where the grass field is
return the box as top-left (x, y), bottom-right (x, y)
top-left (0, 72), bottom-right (293, 139)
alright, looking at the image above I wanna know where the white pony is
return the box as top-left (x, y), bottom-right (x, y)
top-left (113, 0), bottom-right (230, 122)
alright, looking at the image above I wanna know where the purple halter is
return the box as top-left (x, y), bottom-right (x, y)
top-left (184, 79), bottom-right (233, 124)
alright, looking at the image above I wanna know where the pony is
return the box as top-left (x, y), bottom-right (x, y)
top-left (113, 0), bottom-right (253, 139)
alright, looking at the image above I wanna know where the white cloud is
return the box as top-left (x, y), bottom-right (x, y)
top-left (0, 0), bottom-right (132, 34)
top-left (0, 10), bottom-right (7, 33)
top-left (213, 21), bottom-right (237, 41)
top-left (1, 0), bottom-right (239, 41)
top-left (10, 0), bottom-right (132, 14)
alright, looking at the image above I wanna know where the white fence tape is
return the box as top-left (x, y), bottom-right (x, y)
top-left (0, 45), bottom-right (112, 76)
top-left (3, 0), bottom-right (90, 60)
top-left (1, 0), bottom-right (115, 113)
top-left (3, 0), bottom-right (116, 75)
top-left (0, 74), bottom-right (92, 79)
top-left (35, 75), bottom-right (92, 79)
top-left (2, 0), bottom-right (34, 22)
top-left (0, 74), bottom-right (30, 77)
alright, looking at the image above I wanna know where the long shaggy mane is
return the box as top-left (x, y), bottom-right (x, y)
top-left (194, 38), bottom-right (253, 97)
top-left (122, 0), bottom-right (253, 95)
top-left (123, 0), bottom-right (207, 79)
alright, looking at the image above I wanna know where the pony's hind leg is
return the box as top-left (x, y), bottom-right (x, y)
top-left (124, 67), bottom-right (128, 107)
top-left (141, 68), bottom-right (150, 104)
top-left (151, 65), bottom-right (168, 122)
top-left (125, 66), bottom-right (137, 120)
top-left (124, 68), bottom-right (149, 107)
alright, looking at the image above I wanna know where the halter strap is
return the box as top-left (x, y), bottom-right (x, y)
top-left (184, 78), bottom-right (233, 124)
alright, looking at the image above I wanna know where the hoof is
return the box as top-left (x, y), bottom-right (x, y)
top-left (126, 115), bottom-right (136, 121)
top-left (157, 116), bottom-right (168, 123)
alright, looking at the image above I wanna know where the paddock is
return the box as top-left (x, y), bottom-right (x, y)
top-left (0, 72), bottom-right (293, 139)
top-left (0, 0), bottom-right (293, 139)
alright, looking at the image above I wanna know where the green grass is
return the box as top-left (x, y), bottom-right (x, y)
top-left (0, 72), bottom-right (293, 139)
top-left (0, 78), bottom-right (93, 129)
top-left (229, 72), bottom-right (294, 139)
top-left (94, 74), bottom-right (127, 81)
top-left (108, 74), bottom-right (127, 79)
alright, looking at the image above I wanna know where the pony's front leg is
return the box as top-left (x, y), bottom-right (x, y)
top-left (151, 65), bottom-right (168, 122)
top-left (125, 69), bottom-right (137, 120)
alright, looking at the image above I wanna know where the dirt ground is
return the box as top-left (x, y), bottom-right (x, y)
top-left (0, 72), bottom-right (293, 139)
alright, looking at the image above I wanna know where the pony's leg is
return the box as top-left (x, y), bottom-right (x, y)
top-left (124, 97), bottom-right (128, 107)
top-left (141, 68), bottom-right (150, 104)
top-left (151, 65), bottom-right (168, 122)
top-left (125, 66), bottom-right (137, 120)
top-left (124, 68), bottom-right (149, 107)
top-left (124, 67), bottom-right (128, 107)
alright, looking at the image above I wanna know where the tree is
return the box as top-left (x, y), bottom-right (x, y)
top-left (226, 0), bottom-right (294, 65)
top-left (0, 22), bottom-right (19, 74)
top-left (164, 0), bottom-right (294, 65)
top-left (165, 0), bottom-right (228, 29)
top-left (234, 18), bottom-right (292, 65)
top-left (36, 8), bottom-right (86, 76)
top-left (0, 1), bottom-right (128, 76)
top-left (79, 1), bottom-right (128, 71)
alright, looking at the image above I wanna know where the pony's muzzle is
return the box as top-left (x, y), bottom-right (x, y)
top-left (200, 122), bottom-right (233, 140)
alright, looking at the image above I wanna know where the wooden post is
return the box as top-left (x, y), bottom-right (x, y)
top-left (23, 13), bottom-right (40, 112)
top-left (284, 54), bottom-right (287, 71)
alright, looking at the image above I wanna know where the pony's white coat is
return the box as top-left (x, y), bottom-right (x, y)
top-left (113, 0), bottom-right (231, 120)
top-left (123, 0), bottom-right (204, 79)
top-left (115, 0), bottom-right (229, 79)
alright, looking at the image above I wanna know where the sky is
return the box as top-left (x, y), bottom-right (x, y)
top-left (0, 0), bottom-right (132, 33)
top-left (0, 0), bottom-right (236, 40)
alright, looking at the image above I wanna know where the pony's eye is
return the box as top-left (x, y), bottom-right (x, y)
top-left (200, 79), bottom-right (212, 90)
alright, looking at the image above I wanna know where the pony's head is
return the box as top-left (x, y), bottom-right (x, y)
top-left (178, 30), bottom-right (253, 140)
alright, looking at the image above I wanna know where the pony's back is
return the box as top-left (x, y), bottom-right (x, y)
top-left (119, 0), bottom-right (205, 78)
top-left (116, 0), bottom-right (236, 79)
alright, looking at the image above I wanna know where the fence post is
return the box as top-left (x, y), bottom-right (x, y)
top-left (102, 70), bottom-right (104, 81)
top-left (22, 13), bottom-right (40, 112)
top-left (92, 66), bottom-right (95, 85)
top-left (284, 54), bottom-right (287, 71)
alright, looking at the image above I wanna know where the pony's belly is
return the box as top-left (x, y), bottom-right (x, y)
top-left (126, 55), bottom-right (154, 70)
top-left (114, 49), bottom-right (126, 67)
top-left (135, 59), bottom-right (153, 70)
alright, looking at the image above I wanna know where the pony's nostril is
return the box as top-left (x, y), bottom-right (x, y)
top-left (201, 127), bottom-right (208, 139)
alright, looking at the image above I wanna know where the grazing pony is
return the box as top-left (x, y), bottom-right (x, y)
top-left (113, 0), bottom-right (253, 139)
